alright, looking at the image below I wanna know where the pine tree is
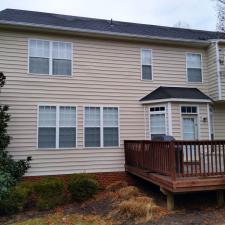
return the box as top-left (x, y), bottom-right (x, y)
top-left (0, 72), bottom-right (31, 200)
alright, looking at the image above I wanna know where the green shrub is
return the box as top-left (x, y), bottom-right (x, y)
top-left (34, 177), bottom-right (65, 210)
top-left (68, 174), bottom-right (99, 201)
top-left (0, 181), bottom-right (33, 215)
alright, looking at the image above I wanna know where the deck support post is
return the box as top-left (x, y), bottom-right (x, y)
top-left (160, 188), bottom-right (174, 210)
top-left (216, 190), bottom-right (224, 207)
top-left (167, 192), bottom-right (174, 210)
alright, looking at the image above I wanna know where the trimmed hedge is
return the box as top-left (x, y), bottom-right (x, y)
top-left (0, 174), bottom-right (100, 215)
top-left (34, 177), bottom-right (65, 210)
top-left (68, 174), bottom-right (99, 201)
top-left (0, 182), bottom-right (33, 215)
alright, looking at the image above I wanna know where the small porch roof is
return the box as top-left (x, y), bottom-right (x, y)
top-left (140, 86), bottom-right (212, 104)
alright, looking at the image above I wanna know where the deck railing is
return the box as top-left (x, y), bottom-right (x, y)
top-left (124, 140), bottom-right (225, 180)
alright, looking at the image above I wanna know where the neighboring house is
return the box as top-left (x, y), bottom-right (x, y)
top-left (0, 8), bottom-right (225, 180)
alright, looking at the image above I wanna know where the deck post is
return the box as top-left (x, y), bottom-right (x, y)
top-left (160, 188), bottom-right (175, 210)
top-left (167, 192), bottom-right (174, 210)
top-left (216, 190), bottom-right (224, 207)
top-left (170, 141), bottom-right (176, 181)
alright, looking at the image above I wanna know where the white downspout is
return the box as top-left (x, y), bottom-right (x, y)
top-left (215, 41), bottom-right (222, 100)
top-left (144, 105), bottom-right (147, 139)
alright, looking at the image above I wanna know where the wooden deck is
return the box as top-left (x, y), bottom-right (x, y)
top-left (124, 140), bottom-right (225, 209)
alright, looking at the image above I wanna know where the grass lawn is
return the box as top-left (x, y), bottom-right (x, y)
top-left (9, 210), bottom-right (110, 225)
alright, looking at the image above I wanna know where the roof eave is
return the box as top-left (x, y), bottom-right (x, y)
top-left (0, 20), bottom-right (211, 47)
top-left (140, 98), bottom-right (212, 104)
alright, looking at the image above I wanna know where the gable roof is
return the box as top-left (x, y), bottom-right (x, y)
top-left (140, 86), bottom-right (212, 103)
top-left (0, 9), bottom-right (224, 43)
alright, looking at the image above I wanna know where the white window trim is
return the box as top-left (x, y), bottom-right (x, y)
top-left (37, 104), bottom-right (77, 150)
top-left (83, 105), bottom-right (120, 149)
top-left (28, 38), bottom-right (73, 77)
top-left (149, 105), bottom-right (167, 140)
top-left (180, 104), bottom-right (200, 140)
top-left (141, 48), bottom-right (153, 81)
top-left (186, 52), bottom-right (203, 84)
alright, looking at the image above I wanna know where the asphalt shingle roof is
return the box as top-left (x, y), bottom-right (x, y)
top-left (0, 8), bottom-right (224, 41)
top-left (140, 86), bottom-right (212, 102)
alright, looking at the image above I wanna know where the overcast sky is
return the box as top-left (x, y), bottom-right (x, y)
top-left (0, 0), bottom-right (218, 31)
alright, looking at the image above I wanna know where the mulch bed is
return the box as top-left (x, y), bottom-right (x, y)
top-left (1, 178), bottom-right (225, 225)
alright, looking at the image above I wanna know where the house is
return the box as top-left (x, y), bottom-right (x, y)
top-left (1, 9), bottom-right (225, 196)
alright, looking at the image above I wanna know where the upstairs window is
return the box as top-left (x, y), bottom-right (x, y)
top-left (29, 40), bottom-right (72, 76)
top-left (141, 49), bottom-right (152, 80)
top-left (186, 53), bottom-right (202, 83)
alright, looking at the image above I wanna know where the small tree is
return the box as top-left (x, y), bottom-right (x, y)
top-left (0, 72), bottom-right (31, 200)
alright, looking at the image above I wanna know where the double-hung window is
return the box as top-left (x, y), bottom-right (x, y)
top-left (186, 53), bottom-right (202, 83)
top-left (29, 39), bottom-right (72, 76)
top-left (141, 49), bottom-right (152, 80)
top-left (84, 106), bottom-right (119, 147)
top-left (149, 106), bottom-right (166, 140)
top-left (38, 105), bottom-right (76, 149)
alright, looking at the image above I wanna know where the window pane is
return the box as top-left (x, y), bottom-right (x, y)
top-left (53, 59), bottom-right (71, 75)
top-left (59, 106), bottom-right (76, 127)
top-left (150, 114), bottom-right (165, 134)
top-left (85, 107), bottom-right (100, 127)
top-left (187, 68), bottom-right (202, 82)
top-left (59, 127), bottom-right (76, 148)
top-left (104, 127), bottom-right (118, 147)
top-left (29, 40), bottom-right (50, 58)
top-left (142, 65), bottom-right (152, 80)
top-left (141, 49), bottom-right (151, 65)
top-left (39, 106), bottom-right (56, 127)
top-left (85, 127), bottom-right (100, 147)
top-left (187, 53), bottom-right (201, 68)
top-left (38, 128), bottom-right (56, 148)
top-left (103, 107), bottom-right (118, 127)
top-left (29, 57), bottom-right (49, 74)
top-left (52, 42), bottom-right (72, 59)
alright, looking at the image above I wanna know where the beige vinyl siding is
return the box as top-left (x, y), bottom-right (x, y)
top-left (207, 43), bottom-right (219, 100)
top-left (0, 29), bottom-right (212, 176)
top-left (214, 103), bottom-right (225, 139)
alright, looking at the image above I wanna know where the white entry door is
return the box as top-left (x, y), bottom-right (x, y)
top-left (182, 115), bottom-right (198, 140)
top-left (182, 115), bottom-right (198, 162)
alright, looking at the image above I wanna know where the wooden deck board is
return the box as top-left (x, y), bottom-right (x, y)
top-left (126, 165), bottom-right (225, 193)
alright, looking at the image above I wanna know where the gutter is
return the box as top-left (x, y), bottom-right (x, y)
top-left (0, 20), bottom-right (210, 46)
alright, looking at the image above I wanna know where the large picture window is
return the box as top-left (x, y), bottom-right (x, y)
top-left (38, 105), bottom-right (76, 149)
top-left (149, 106), bottom-right (166, 140)
top-left (84, 106), bottom-right (119, 147)
top-left (186, 53), bottom-right (202, 83)
top-left (29, 39), bottom-right (72, 76)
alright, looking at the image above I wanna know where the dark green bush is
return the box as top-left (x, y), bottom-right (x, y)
top-left (0, 181), bottom-right (33, 215)
top-left (68, 174), bottom-right (99, 201)
top-left (34, 177), bottom-right (65, 210)
top-left (0, 74), bottom-right (31, 200)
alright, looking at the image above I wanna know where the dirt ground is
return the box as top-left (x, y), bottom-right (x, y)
top-left (1, 177), bottom-right (225, 225)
